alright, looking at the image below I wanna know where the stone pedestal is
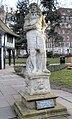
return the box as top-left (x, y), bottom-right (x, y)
top-left (25, 73), bottom-right (51, 95)
top-left (14, 72), bottom-right (69, 119)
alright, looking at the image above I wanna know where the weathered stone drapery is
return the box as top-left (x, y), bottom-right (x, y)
top-left (24, 3), bottom-right (50, 75)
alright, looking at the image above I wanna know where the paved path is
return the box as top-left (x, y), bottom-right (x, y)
top-left (0, 66), bottom-right (72, 119)
top-left (0, 66), bottom-right (25, 119)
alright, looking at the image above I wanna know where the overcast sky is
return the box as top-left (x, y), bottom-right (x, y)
top-left (1, 0), bottom-right (72, 10)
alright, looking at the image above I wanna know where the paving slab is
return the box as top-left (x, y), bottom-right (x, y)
top-left (0, 91), bottom-right (4, 96)
top-left (12, 84), bottom-right (26, 93)
top-left (57, 97), bottom-right (72, 109)
top-left (0, 88), bottom-right (17, 96)
top-left (0, 106), bottom-right (16, 119)
top-left (53, 90), bottom-right (72, 104)
top-left (4, 95), bottom-right (15, 106)
top-left (0, 97), bottom-right (10, 108)
top-left (67, 116), bottom-right (72, 119)
top-left (13, 94), bottom-right (21, 102)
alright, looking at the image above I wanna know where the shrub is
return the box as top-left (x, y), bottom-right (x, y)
top-left (46, 51), bottom-right (53, 58)
top-left (53, 53), bottom-right (61, 58)
top-left (47, 64), bottom-right (67, 72)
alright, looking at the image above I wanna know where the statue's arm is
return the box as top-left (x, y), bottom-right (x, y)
top-left (24, 15), bottom-right (38, 31)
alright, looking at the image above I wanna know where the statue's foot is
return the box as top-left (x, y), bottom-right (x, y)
top-left (32, 69), bottom-right (37, 74)
top-left (32, 69), bottom-right (43, 75)
top-left (37, 70), bottom-right (42, 74)
top-left (43, 69), bottom-right (50, 73)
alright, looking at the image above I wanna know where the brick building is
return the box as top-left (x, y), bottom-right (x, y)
top-left (46, 8), bottom-right (72, 54)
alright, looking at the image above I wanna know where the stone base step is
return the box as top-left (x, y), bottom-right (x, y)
top-left (20, 92), bottom-right (58, 109)
top-left (14, 101), bottom-right (69, 119)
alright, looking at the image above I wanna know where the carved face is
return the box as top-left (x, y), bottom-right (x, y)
top-left (29, 4), bottom-right (42, 16)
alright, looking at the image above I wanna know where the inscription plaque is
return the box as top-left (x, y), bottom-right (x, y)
top-left (36, 99), bottom-right (54, 110)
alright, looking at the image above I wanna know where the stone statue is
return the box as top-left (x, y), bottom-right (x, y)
top-left (24, 3), bottom-right (50, 75)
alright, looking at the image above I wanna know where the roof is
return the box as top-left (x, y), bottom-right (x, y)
top-left (58, 8), bottom-right (72, 15)
top-left (0, 19), bottom-right (19, 37)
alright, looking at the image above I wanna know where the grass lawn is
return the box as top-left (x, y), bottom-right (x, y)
top-left (50, 69), bottom-right (72, 87)
top-left (47, 57), bottom-right (71, 64)
top-left (15, 58), bottom-right (27, 64)
top-left (6, 58), bottom-right (27, 64)
top-left (6, 57), bottom-right (71, 64)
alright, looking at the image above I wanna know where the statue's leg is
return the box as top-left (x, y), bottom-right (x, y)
top-left (36, 52), bottom-right (42, 73)
top-left (41, 50), bottom-right (50, 73)
top-left (40, 38), bottom-right (50, 73)
top-left (30, 49), bottom-right (37, 73)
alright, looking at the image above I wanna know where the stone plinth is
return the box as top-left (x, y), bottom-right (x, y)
top-left (21, 92), bottom-right (57, 109)
top-left (14, 102), bottom-right (69, 119)
top-left (14, 72), bottom-right (69, 119)
top-left (25, 73), bottom-right (51, 95)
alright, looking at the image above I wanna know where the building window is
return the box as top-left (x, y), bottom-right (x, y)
top-left (61, 16), bottom-right (64, 22)
top-left (0, 34), bottom-right (1, 44)
top-left (58, 43), bottom-right (61, 47)
top-left (7, 34), bottom-right (13, 43)
top-left (50, 43), bottom-right (52, 48)
top-left (70, 42), bottom-right (72, 47)
top-left (61, 42), bottom-right (64, 47)
top-left (62, 30), bottom-right (65, 34)
top-left (65, 23), bottom-right (67, 28)
top-left (70, 17), bottom-right (72, 21)
top-left (64, 16), bottom-right (66, 21)
top-left (60, 23), bottom-right (62, 26)
top-left (68, 24), bottom-right (71, 28)
top-left (66, 30), bottom-right (69, 34)
top-left (55, 43), bottom-right (58, 47)
top-left (67, 49), bottom-right (69, 54)
top-left (62, 23), bottom-right (64, 27)
top-left (67, 10), bottom-right (70, 13)
top-left (69, 17), bottom-right (71, 20)
top-left (67, 36), bottom-right (70, 41)
top-left (46, 42), bottom-right (48, 48)
top-left (66, 16), bottom-right (69, 21)
top-left (63, 36), bottom-right (65, 41)
top-left (65, 42), bottom-right (70, 47)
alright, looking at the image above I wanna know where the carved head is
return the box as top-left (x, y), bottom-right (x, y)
top-left (29, 3), bottom-right (42, 16)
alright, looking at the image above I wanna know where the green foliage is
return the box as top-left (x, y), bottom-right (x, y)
top-left (6, 58), bottom-right (27, 64)
top-left (47, 64), bottom-right (67, 72)
top-left (11, 0), bottom-right (29, 51)
top-left (6, 57), bottom-right (71, 65)
top-left (41, 0), bottom-right (60, 23)
top-left (40, 0), bottom-right (63, 46)
top-left (47, 57), bottom-right (70, 64)
top-left (14, 65), bottom-right (23, 73)
top-left (46, 51), bottom-right (53, 58)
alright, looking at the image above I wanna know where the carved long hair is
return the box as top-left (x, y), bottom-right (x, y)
top-left (29, 3), bottom-right (42, 16)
